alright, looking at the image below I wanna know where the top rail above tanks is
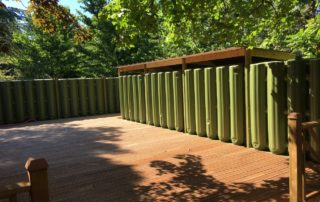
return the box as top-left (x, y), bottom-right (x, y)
top-left (117, 47), bottom-right (295, 74)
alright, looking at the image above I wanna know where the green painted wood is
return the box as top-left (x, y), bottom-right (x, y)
top-left (204, 67), bottom-right (218, 139)
top-left (12, 81), bottom-right (25, 122)
top-left (267, 62), bottom-right (287, 154)
top-left (107, 78), bottom-right (116, 113)
top-left (158, 72), bottom-right (167, 128)
top-left (96, 79), bottom-right (104, 114)
top-left (69, 79), bottom-right (80, 117)
top-left (79, 79), bottom-right (88, 116)
top-left (194, 69), bottom-right (206, 137)
top-left (87, 79), bottom-right (96, 115)
top-left (151, 73), bottom-right (160, 126)
top-left (24, 81), bottom-right (36, 120)
top-left (229, 65), bottom-right (245, 145)
top-left (127, 76), bottom-right (134, 120)
top-left (59, 79), bottom-right (71, 118)
top-left (132, 75), bottom-right (139, 122)
top-left (138, 75), bottom-right (146, 123)
top-left (145, 73), bottom-right (153, 125)
top-left (249, 63), bottom-right (268, 150)
top-left (216, 66), bottom-right (230, 142)
top-left (119, 77), bottom-right (124, 118)
top-left (123, 76), bottom-right (129, 119)
top-left (2, 82), bottom-right (14, 123)
top-left (309, 59), bottom-right (320, 161)
top-left (165, 72), bottom-right (175, 130)
top-left (35, 80), bottom-right (47, 121)
top-left (114, 78), bottom-right (120, 113)
top-left (184, 70), bottom-right (195, 134)
top-left (46, 79), bottom-right (58, 119)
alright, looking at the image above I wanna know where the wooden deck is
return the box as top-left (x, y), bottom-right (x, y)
top-left (0, 115), bottom-right (317, 201)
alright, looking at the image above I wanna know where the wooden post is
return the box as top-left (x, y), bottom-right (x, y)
top-left (25, 158), bottom-right (50, 202)
top-left (288, 113), bottom-right (305, 202)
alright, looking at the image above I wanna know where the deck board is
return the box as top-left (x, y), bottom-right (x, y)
top-left (0, 115), bottom-right (316, 201)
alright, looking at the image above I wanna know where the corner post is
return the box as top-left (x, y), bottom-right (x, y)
top-left (288, 113), bottom-right (305, 202)
top-left (25, 158), bottom-right (50, 202)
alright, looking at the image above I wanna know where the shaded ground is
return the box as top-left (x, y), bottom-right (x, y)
top-left (0, 114), bottom-right (318, 201)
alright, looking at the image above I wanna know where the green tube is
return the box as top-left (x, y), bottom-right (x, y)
top-left (114, 78), bottom-right (120, 113)
top-left (59, 79), bottom-right (71, 118)
top-left (158, 72), bottom-right (167, 128)
top-left (132, 75), bottom-right (139, 122)
top-left (267, 62), bottom-right (287, 154)
top-left (151, 73), bottom-right (160, 126)
top-left (249, 63), bottom-right (268, 150)
top-left (87, 79), bottom-right (96, 115)
top-left (127, 75), bottom-right (134, 120)
top-left (229, 65), bottom-right (245, 145)
top-left (204, 67), bottom-right (218, 139)
top-left (69, 79), bottom-right (80, 117)
top-left (184, 69), bottom-right (195, 134)
top-left (46, 79), bottom-right (58, 119)
top-left (2, 81), bottom-right (14, 123)
top-left (12, 81), bottom-right (25, 123)
top-left (119, 77), bottom-right (125, 118)
top-left (216, 66), bottom-right (230, 142)
top-left (123, 76), bottom-right (129, 119)
top-left (35, 80), bottom-right (47, 121)
top-left (173, 71), bottom-right (184, 132)
top-left (138, 75), bottom-right (146, 123)
top-left (79, 79), bottom-right (88, 116)
top-left (24, 80), bottom-right (36, 120)
top-left (165, 72), bottom-right (175, 130)
top-left (194, 69), bottom-right (206, 137)
top-left (107, 78), bottom-right (116, 113)
top-left (145, 73), bottom-right (153, 125)
top-left (96, 78), bottom-right (104, 114)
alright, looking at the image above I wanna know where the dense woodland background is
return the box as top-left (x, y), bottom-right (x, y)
top-left (0, 0), bottom-right (319, 80)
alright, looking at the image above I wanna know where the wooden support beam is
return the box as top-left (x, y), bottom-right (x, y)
top-left (288, 113), bottom-right (305, 202)
top-left (25, 158), bottom-right (50, 202)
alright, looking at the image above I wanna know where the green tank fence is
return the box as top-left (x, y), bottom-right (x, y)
top-left (96, 79), bottom-right (105, 114)
top-left (165, 72), bottom-right (175, 130)
top-left (114, 78), bottom-right (120, 113)
top-left (87, 79), bottom-right (97, 115)
top-left (229, 65), bottom-right (245, 145)
top-left (145, 73), bottom-right (153, 125)
top-left (59, 79), bottom-right (71, 118)
top-left (46, 80), bottom-right (58, 119)
top-left (158, 72), bottom-right (167, 128)
top-left (127, 76), bottom-right (134, 120)
top-left (173, 71), bottom-right (184, 132)
top-left (1, 81), bottom-right (14, 124)
top-left (194, 69), bottom-right (206, 137)
top-left (0, 86), bottom-right (3, 124)
top-left (267, 62), bottom-right (287, 154)
top-left (35, 80), bottom-right (47, 121)
top-left (138, 75), bottom-right (146, 123)
top-left (79, 79), bottom-right (88, 116)
top-left (107, 78), bottom-right (116, 113)
top-left (132, 75), bottom-right (139, 122)
top-left (151, 73), bottom-right (160, 127)
top-left (249, 63), bottom-right (268, 150)
top-left (24, 80), bottom-right (36, 120)
top-left (184, 70), bottom-right (195, 134)
top-left (204, 67), bottom-right (218, 139)
top-left (119, 77), bottom-right (124, 118)
top-left (216, 66), bottom-right (230, 142)
top-left (123, 76), bottom-right (129, 119)
top-left (12, 81), bottom-right (25, 123)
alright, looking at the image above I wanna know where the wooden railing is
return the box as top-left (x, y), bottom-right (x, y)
top-left (288, 113), bottom-right (320, 202)
top-left (0, 158), bottom-right (50, 202)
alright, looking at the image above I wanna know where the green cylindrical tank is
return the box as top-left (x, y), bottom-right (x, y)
top-left (132, 75), bottom-right (139, 122)
top-left (145, 73), bottom-right (153, 125)
top-left (35, 80), bottom-right (47, 121)
top-left (107, 78), bottom-right (116, 113)
top-left (216, 66), bottom-right (230, 142)
top-left (127, 75), bottom-right (134, 120)
top-left (123, 76), bottom-right (129, 119)
top-left (165, 72), bottom-right (175, 130)
top-left (1, 81), bottom-right (14, 123)
top-left (229, 65), bottom-right (245, 145)
top-left (59, 79), bottom-right (71, 118)
top-left (158, 72), bottom-right (167, 128)
top-left (173, 71), bottom-right (184, 132)
top-left (12, 81), bottom-right (25, 123)
top-left (249, 63), bottom-right (268, 150)
top-left (119, 77), bottom-right (125, 118)
top-left (151, 73), bottom-right (160, 126)
top-left (46, 79), bottom-right (58, 119)
top-left (87, 79), bottom-right (96, 115)
top-left (79, 79), bottom-right (88, 116)
top-left (24, 80), bottom-right (36, 120)
top-left (69, 79), bottom-right (80, 117)
top-left (309, 59), bottom-right (320, 161)
top-left (138, 75), bottom-right (146, 123)
top-left (194, 69), bottom-right (206, 137)
top-left (96, 79), bottom-right (105, 114)
top-left (114, 78), bottom-right (120, 113)
top-left (204, 67), bottom-right (218, 139)
top-left (267, 62), bottom-right (287, 154)
top-left (184, 69), bottom-right (195, 134)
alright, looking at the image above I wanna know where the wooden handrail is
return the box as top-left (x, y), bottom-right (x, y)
top-left (302, 120), bottom-right (320, 129)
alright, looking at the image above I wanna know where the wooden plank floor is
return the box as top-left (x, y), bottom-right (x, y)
top-left (0, 114), bottom-right (317, 202)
